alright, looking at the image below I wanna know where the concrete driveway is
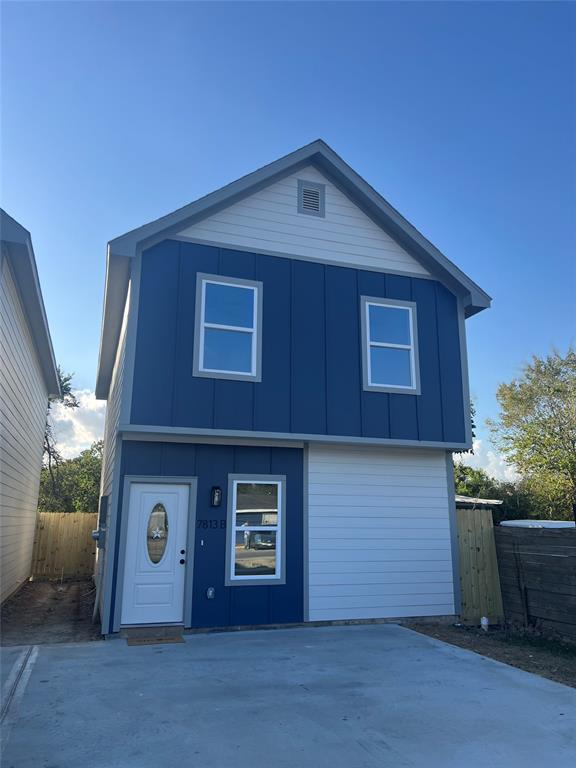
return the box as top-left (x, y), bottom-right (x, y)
top-left (1, 624), bottom-right (575, 768)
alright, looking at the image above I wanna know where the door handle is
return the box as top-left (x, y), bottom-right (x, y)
top-left (179, 558), bottom-right (186, 565)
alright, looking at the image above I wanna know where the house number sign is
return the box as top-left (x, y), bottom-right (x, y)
top-left (196, 519), bottom-right (226, 529)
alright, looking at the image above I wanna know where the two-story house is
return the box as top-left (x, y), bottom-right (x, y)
top-left (94, 140), bottom-right (490, 635)
top-left (1, 210), bottom-right (60, 603)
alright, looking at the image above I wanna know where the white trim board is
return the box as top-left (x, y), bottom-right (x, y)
top-left (119, 424), bottom-right (471, 452)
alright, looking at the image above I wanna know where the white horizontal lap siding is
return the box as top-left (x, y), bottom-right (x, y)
top-left (179, 166), bottom-right (430, 276)
top-left (0, 256), bottom-right (49, 603)
top-left (307, 445), bottom-right (455, 621)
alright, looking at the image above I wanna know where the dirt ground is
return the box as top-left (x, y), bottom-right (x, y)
top-left (0, 579), bottom-right (102, 646)
top-left (405, 621), bottom-right (576, 689)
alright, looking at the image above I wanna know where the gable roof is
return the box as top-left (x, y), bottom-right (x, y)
top-left (96, 139), bottom-right (491, 398)
top-left (1, 210), bottom-right (60, 398)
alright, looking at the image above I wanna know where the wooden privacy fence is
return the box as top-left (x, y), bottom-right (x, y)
top-left (31, 512), bottom-right (98, 580)
top-left (456, 508), bottom-right (504, 625)
top-left (494, 526), bottom-right (576, 640)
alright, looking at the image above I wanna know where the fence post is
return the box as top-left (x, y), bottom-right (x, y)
top-left (512, 540), bottom-right (529, 627)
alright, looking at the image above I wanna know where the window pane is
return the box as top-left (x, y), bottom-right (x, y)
top-left (237, 483), bottom-right (278, 512)
top-left (235, 481), bottom-right (278, 524)
top-left (369, 305), bottom-right (411, 345)
top-left (236, 511), bottom-right (278, 526)
top-left (234, 530), bottom-right (276, 576)
top-left (370, 347), bottom-right (413, 387)
top-left (205, 282), bottom-right (254, 328)
top-left (146, 503), bottom-right (168, 565)
top-left (203, 328), bottom-right (253, 373)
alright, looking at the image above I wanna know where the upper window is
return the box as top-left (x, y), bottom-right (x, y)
top-left (361, 296), bottom-right (420, 394)
top-left (226, 477), bottom-right (286, 585)
top-left (193, 274), bottom-right (262, 381)
top-left (297, 179), bottom-right (325, 217)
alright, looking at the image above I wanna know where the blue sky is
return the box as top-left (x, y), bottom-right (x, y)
top-left (2, 1), bottom-right (575, 468)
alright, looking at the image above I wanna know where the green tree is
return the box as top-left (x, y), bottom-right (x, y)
top-left (44, 367), bottom-right (79, 488)
top-left (487, 349), bottom-right (576, 520)
top-left (454, 400), bottom-right (476, 456)
top-left (453, 464), bottom-right (538, 522)
top-left (519, 473), bottom-right (573, 521)
top-left (453, 464), bottom-right (496, 498)
top-left (39, 441), bottom-right (103, 513)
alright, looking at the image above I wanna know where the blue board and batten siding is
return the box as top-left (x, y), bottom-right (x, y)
top-left (110, 441), bottom-right (303, 631)
top-left (130, 240), bottom-right (466, 444)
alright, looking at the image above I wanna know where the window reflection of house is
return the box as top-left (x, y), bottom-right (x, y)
top-left (233, 483), bottom-right (280, 576)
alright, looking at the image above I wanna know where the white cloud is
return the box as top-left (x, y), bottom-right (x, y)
top-left (50, 389), bottom-right (106, 459)
top-left (455, 438), bottom-right (519, 482)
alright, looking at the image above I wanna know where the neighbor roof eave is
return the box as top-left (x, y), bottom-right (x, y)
top-left (1, 210), bottom-right (61, 398)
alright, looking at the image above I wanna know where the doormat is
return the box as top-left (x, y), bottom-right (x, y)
top-left (123, 626), bottom-right (185, 645)
top-left (126, 635), bottom-right (184, 646)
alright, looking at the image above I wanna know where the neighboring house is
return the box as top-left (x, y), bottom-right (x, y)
top-left (94, 140), bottom-right (491, 635)
top-left (0, 210), bottom-right (60, 603)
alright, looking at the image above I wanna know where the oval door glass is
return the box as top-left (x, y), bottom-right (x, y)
top-left (147, 503), bottom-right (169, 564)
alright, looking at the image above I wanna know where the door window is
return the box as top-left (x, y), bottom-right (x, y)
top-left (146, 502), bottom-right (169, 565)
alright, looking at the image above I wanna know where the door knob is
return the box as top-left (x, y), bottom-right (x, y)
top-left (180, 549), bottom-right (185, 555)
top-left (179, 558), bottom-right (186, 565)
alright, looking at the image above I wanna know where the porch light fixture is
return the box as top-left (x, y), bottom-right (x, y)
top-left (210, 486), bottom-right (222, 507)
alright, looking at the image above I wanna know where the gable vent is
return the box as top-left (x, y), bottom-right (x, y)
top-left (302, 186), bottom-right (321, 212)
top-left (297, 179), bottom-right (325, 217)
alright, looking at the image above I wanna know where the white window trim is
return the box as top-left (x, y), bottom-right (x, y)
top-left (193, 273), bottom-right (263, 382)
top-left (225, 475), bottom-right (286, 586)
top-left (361, 296), bottom-right (421, 394)
top-left (199, 280), bottom-right (257, 375)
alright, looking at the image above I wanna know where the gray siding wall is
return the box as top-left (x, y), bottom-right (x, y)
top-left (94, 289), bottom-right (131, 615)
top-left (100, 286), bottom-right (130, 500)
top-left (96, 285), bottom-right (130, 602)
top-left (0, 254), bottom-right (49, 602)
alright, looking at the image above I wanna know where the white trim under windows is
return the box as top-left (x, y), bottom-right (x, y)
top-left (225, 475), bottom-right (286, 586)
top-left (193, 273), bottom-right (263, 382)
top-left (361, 296), bottom-right (421, 394)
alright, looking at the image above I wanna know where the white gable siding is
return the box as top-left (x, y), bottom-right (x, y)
top-left (0, 255), bottom-right (49, 603)
top-left (307, 444), bottom-right (455, 621)
top-left (179, 166), bottom-right (430, 276)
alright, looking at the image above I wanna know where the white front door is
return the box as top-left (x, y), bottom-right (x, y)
top-left (121, 483), bottom-right (189, 625)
